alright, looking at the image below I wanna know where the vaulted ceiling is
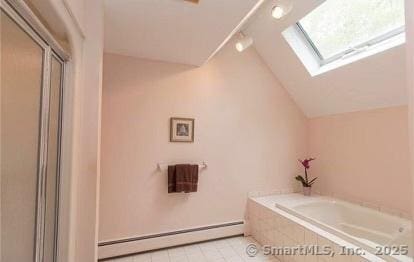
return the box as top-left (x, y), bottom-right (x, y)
top-left (103, 0), bottom-right (408, 117)
top-left (246, 0), bottom-right (407, 117)
top-left (103, 0), bottom-right (260, 66)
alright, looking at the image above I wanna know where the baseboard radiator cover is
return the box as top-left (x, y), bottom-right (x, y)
top-left (98, 221), bottom-right (245, 260)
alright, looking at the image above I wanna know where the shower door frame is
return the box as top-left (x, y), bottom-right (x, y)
top-left (1, 1), bottom-right (69, 261)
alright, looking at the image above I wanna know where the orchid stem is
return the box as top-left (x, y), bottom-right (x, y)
top-left (305, 168), bottom-right (308, 185)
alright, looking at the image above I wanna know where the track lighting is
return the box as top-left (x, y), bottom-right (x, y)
top-left (235, 34), bottom-right (253, 52)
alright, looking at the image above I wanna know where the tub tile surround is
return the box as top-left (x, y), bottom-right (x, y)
top-left (314, 191), bottom-right (412, 220)
top-left (247, 188), bottom-right (298, 198)
top-left (249, 189), bottom-right (412, 221)
top-left (246, 194), bottom-right (412, 262)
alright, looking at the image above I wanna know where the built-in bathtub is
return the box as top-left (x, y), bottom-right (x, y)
top-left (247, 194), bottom-right (413, 262)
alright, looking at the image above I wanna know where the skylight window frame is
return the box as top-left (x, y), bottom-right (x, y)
top-left (296, 22), bottom-right (405, 66)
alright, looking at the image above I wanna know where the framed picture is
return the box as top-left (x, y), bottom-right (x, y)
top-left (170, 117), bottom-right (194, 142)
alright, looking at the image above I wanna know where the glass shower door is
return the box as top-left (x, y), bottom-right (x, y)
top-left (1, 4), bottom-right (66, 262)
top-left (1, 10), bottom-right (45, 262)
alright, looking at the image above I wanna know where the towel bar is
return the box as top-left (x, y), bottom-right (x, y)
top-left (156, 161), bottom-right (207, 171)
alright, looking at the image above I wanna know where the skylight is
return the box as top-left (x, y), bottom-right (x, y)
top-left (297, 0), bottom-right (405, 65)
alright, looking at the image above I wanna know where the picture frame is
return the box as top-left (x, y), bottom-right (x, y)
top-left (170, 117), bottom-right (195, 142)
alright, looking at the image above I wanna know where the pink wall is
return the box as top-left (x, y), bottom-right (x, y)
top-left (309, 106), bottom-right (411, 215)
top-left (99, 39), bottom-right (308, 241)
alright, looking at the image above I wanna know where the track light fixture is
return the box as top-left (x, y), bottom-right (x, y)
top-left (235, 33), bottom-right (253, 52)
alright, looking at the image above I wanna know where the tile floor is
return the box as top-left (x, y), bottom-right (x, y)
top-left (103, 236), bottom-right (279, 262)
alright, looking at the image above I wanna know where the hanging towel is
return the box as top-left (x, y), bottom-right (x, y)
top-left (168, 164), bottom-right (198, 193)
top-left (168, 165), bottom-right (177, 193)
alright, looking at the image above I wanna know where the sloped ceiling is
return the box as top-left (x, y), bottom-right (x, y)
top-left (103, 0), bottom-right (407, 117)
top-left (246, 0), bottom-right (407, 117)
top-left (103, 0), bottom-right (260, 66)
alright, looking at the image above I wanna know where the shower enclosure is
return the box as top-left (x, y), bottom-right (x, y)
top-left (1, 1), bottom-right (68, 261)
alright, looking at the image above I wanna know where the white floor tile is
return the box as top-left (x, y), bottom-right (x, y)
top-left (187, 253), bottom-right (207, 262)
top-left (218, 247), bottom-right (238, 258)
top-left (202, 249), bottom-right (222, 260)
top-left (199, 242), bottom-right (218, 251)
top-left (132, 253), bottom-right (151, 262)
top-left (226, 237), bottom-right (245, 247)
top-left (212, 239), bottom-right (231, 248)
top-left (150, 250), bottom-right (169, 260)
top-left (169, 255), bottom-right (188, 262)
top-left (151, 258), bottom-right (170, 262)
top-left (209, 258), bottom-right (226, 262)
top-left (232, 245), bottom-right (249, 255)
top-left (168, 247), bottom-right (186, 258)
top-left (224, 256), bottom-right (244, 262)
top-left (184, 245), bottom-right (202, 255)
top-left (102, 236), bottom-right (279, 262)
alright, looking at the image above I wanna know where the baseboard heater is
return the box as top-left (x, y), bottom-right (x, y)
top-left (98, 221), bottom-right (245, 260)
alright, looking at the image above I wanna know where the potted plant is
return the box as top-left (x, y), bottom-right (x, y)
top-left (295, 158), bottom-right (317, 196)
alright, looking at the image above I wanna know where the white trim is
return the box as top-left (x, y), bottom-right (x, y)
top-left (98, 222), bottom-right (245, 260)
top-left (283, 24), bottom-right (406, 77)
top-left (5, 0), bottom-right (69, 60)
top-left (297, 22), bottom-right (405, 66)
top-left (36, 46), bottom-right (52, 262)
top-left (51, 53), bottom-right (66, 262)
top-left (61, 0), bottom-right (85, 39)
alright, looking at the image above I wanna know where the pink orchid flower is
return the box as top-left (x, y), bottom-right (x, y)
top-left (298, 158), bottom-right (315, 169)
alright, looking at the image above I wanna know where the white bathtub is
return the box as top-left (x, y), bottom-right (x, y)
top-left (272, 194), bottom-right (412, 262)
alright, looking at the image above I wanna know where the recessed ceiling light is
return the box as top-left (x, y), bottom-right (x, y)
top-left (272, 6), bottom-right (285, 19)
top-left (271, 1), bottom-right (293, 19)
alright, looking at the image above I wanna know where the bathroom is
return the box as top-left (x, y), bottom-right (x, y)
top-left (1, 0), bottom-right (414, 261)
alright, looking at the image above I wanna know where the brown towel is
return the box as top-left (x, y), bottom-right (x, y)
top-left (168, 165), bottom-right (176, 193)
top-left (168, 164), bottom-right (198, 193)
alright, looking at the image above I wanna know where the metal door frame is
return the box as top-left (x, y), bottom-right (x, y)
top-left (1, 1), bottom-right (69, 261)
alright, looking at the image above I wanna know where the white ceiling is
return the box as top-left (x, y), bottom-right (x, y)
top-left (103, 0), bottom-right (260, 66)
top-left (246, 0), bottom-right (407, 117)
top-left (103, 0), bottom-right (408, 117)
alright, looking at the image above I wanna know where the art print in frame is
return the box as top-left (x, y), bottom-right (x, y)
top-left (170, 117), bottom-right (194, 142)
